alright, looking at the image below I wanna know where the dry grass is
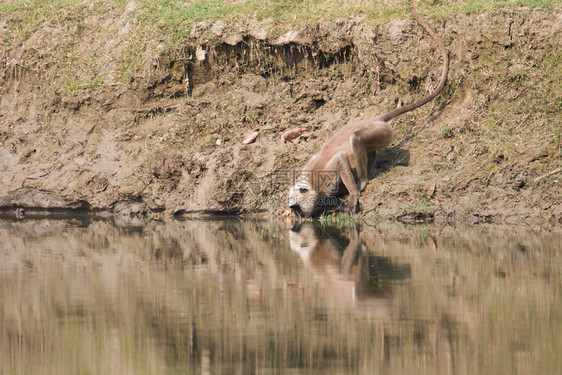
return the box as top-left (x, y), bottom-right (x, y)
top-left (1, 0), bottom-right (559, 94)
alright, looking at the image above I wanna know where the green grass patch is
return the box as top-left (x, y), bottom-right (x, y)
top-left (3, 0), bottom-right (559, 49)
top-left (318, 212), bottom-right (364, 227)
top-left (132, 0), bottom-right (560, 49)
top-left (1, 0), bottom-right (559, 94)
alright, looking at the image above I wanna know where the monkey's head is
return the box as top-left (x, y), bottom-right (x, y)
top-left (288, 180), bottom-right (318, 218)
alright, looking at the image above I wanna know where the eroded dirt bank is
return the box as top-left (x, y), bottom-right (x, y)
top-left (0, 9), bottom-right (561, 224)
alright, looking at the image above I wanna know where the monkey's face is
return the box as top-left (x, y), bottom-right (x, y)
top-left (288, 181), bottom-right (318, 218)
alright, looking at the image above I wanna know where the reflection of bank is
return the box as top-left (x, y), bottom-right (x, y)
top-left (289, 222), bottom-right (411, 314)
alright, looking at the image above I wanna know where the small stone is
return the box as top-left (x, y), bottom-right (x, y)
top-left (276, 30), bottom-right (300, 44)
top-left (211, 20), bottom-right (226, 36)
top-left (196, 46), bottom-right (206, 62)
top-left (224, 33), bottom-right (243, 46)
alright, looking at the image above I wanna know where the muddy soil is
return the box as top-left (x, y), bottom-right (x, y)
top-left (1, 9), bottom-right (561, 224)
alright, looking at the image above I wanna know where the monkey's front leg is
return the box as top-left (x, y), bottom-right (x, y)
top-left (327, 152), bottom-right (360, 214)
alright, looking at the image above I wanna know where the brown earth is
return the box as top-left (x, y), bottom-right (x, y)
top-left (0, 8), bottom-right (561, 224)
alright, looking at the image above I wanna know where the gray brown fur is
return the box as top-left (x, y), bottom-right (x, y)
top-left (288, 9), bottom-right (449, 217)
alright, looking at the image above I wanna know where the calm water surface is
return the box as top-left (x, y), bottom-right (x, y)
top-left (1, 218), bottom-right (561, 374)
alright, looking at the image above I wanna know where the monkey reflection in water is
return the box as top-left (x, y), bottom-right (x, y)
top-left (289, 222), bottom-right (410, 314)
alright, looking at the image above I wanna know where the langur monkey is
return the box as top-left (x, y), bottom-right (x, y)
top-left (288, 9), bottom-right (449, 217)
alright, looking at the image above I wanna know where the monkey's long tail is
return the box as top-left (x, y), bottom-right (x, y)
top-left (375, 9), bottom-right (449, 122)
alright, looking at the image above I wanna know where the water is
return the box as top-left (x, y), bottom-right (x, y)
top-left (1, 218), bottom-right (561, 375)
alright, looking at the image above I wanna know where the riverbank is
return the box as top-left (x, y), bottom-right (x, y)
top-left (1, 2), bottom-right (561, 225)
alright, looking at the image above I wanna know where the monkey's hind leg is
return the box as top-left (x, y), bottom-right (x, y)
top-left (350, 121), bottom-right (394, 191)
